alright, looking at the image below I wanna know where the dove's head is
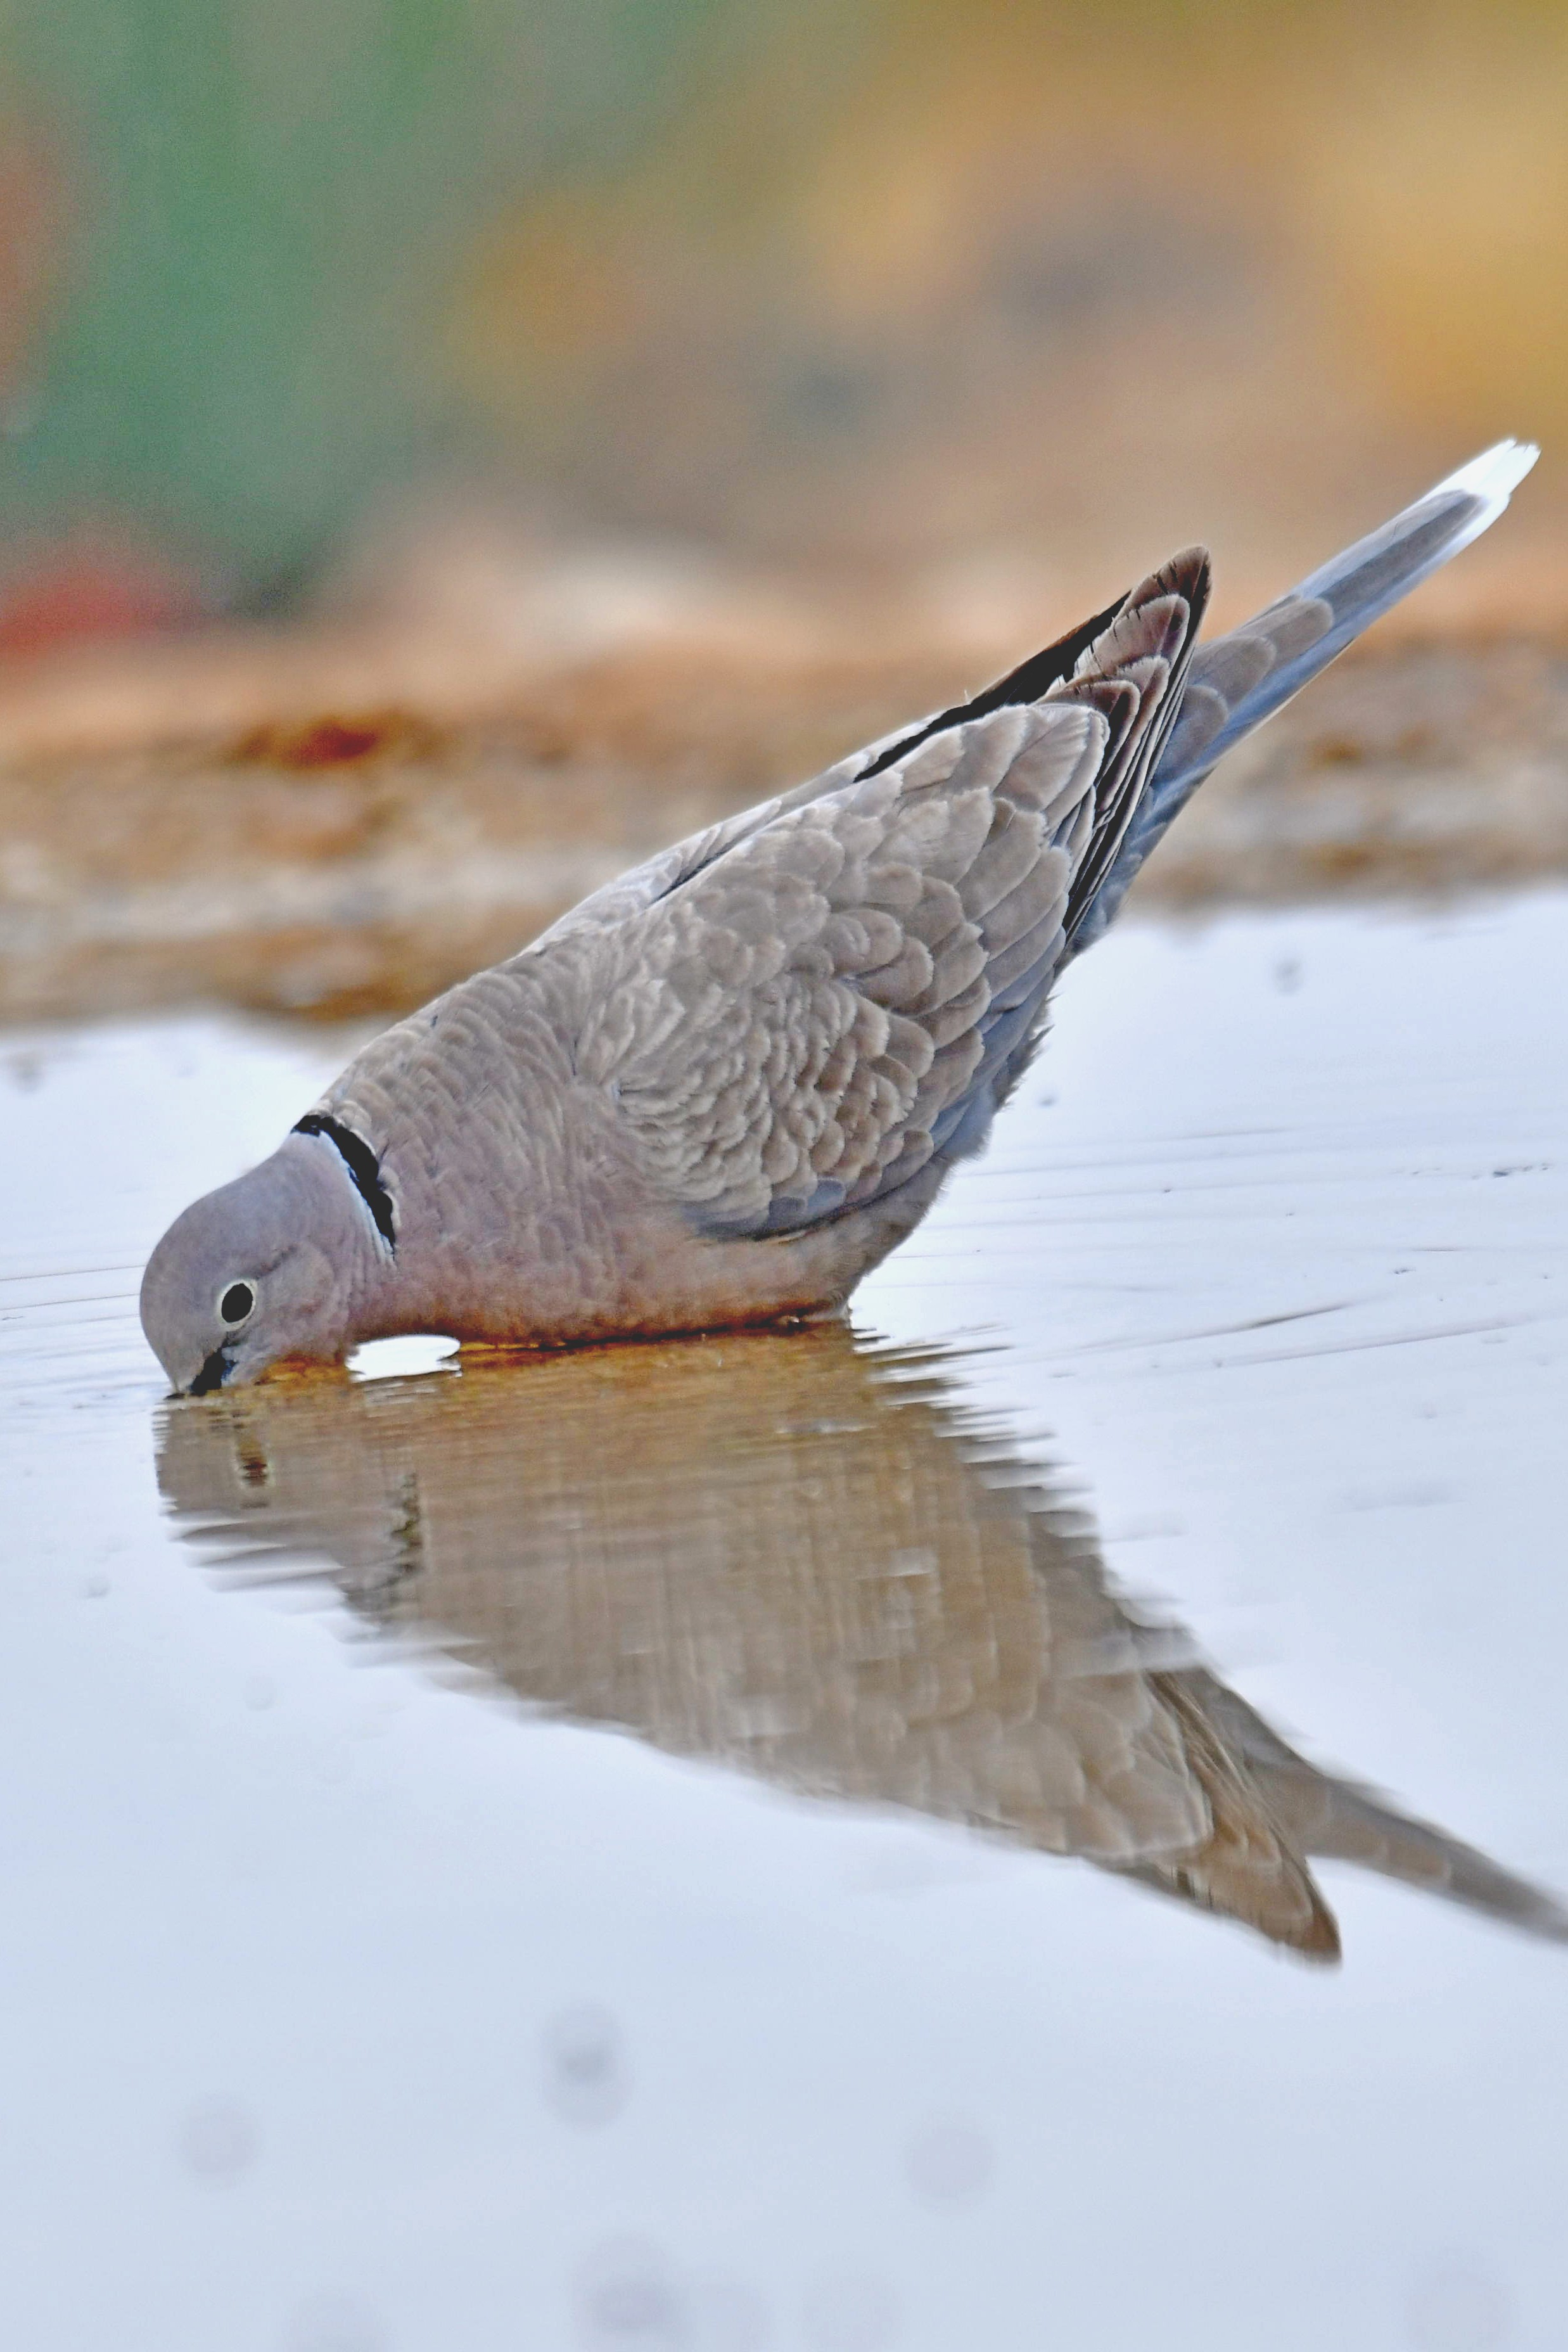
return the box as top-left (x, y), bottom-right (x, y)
top-left (140, 1133), bottom-right (389, 1393)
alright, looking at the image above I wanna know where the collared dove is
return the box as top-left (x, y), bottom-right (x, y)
top-left (158, 1322), bottom-right (1568, 1958)
top-left (141, 442), bottom-right (1538, 1393)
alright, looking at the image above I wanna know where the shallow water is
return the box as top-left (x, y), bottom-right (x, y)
top-left (3, 895), bottom-right (1567, 2351)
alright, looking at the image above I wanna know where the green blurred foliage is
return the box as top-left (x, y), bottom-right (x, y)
top-left (0, 0), bottom-right (736, 595)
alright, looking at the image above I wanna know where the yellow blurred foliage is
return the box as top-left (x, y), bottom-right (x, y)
top-left (1306, 27), bottom-right (1568, 437)
top-left (449, 0), bottom-right (1568, 575)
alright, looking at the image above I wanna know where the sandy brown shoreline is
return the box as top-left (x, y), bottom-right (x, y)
top-left (3, 611), bottom-right (1565, 1025)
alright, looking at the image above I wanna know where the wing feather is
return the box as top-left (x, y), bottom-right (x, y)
top-left (567, 551), bottom-right (1209, 1239)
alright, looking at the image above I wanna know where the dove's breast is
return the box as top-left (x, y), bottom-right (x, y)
top-left (309, 941), bottom-right (930, 1348)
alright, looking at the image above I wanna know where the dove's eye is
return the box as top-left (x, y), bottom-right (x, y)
top-left (219, 1281), bottom-right (257, 1324)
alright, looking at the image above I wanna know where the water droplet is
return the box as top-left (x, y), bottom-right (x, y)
top-left (177, 2095), bottom-right (258, 2184)
top-left (1406, 2254), bottom-right (1514, 2351)
top-left (544, 2004), bottom-right (630, 2127)
top-left (575, 2239), bottom-right (684, 2348)
top-left (905, 2117), bottom-right (993, 2205)
top-left (686, 2274), bottom-right (770, 2352)
top-left (800, 2268), bottom-right (899, 2351)
top-left (284, 2294), bottom-right (386, 2352)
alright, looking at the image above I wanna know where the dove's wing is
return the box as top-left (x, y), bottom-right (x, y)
top-left (574, 553), bottom-right (1209, 1236)
top-left (1073, 438), bottom-right (1540, 949)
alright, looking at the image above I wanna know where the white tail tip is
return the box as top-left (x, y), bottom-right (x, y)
top-left (1432, 438), bottom-right (1540, 512)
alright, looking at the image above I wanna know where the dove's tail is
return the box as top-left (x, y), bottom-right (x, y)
top-left (1192, 1670), bottom-right (1568, 1948)
top-left (1277, 1767), bottom-right (1568, 1944)
top-left (1073, 438), bottom-right (1540, 951)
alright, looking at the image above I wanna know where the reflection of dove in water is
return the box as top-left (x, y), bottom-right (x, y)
top-left (139, 445), bottom-right (1538, 1393)
top-left (157, 1324), bottom-right (1567, 1961)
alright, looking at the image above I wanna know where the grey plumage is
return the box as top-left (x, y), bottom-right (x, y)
top-left (139, 442), bottom-right (1538, 1391)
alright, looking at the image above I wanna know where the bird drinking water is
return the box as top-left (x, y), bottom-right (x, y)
top-left (141, 442), bottom-right (1539, 1394)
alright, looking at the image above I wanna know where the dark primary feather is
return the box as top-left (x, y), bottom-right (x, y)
top-left (1053, 550), bottom-right (1210, 940)
top-left (855, 588), bottom-right (1130, 781)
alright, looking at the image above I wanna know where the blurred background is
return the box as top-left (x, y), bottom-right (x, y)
top-left (7, 29), bottom-right (1567, 2344)
top-left (1, 0), bottom-right (1565, 1018)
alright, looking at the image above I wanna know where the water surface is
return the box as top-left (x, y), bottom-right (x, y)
top-left (3, 896), bottom-right (1567, 2350)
